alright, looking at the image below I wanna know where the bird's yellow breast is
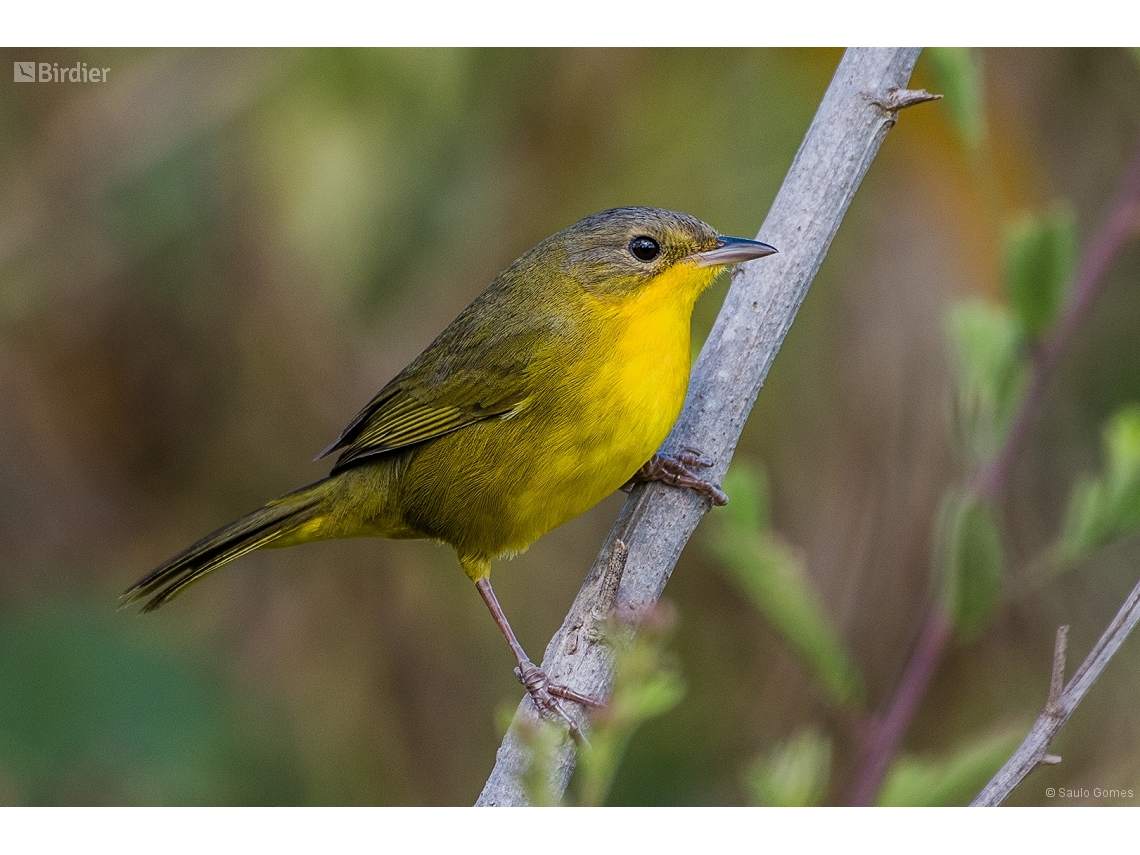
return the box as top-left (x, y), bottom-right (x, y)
top-left (396, 259), bottom-right (720, 568)
top-left (588, 262), bottom-right (708, 462)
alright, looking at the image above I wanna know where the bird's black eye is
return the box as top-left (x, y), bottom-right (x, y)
top-left (628, 235), bottom-right (661, 262)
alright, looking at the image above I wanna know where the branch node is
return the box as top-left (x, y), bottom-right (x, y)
top-left (867, 88), bottom-right (942, 128)
top-left (1040, 754), bottom-right (1063, 765)
top-left (873, 87), bottom-right (942, 112)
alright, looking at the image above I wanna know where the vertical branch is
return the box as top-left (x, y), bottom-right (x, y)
top-left (477, 47), bottom-right (934, 807)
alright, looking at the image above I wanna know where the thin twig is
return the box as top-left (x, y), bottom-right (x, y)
top-left (973, 582), bottom-right (1140, 806)
top-left (1046, 625), bottom-right (1069, 718)
top-left (476, 48), bottom-right (930, 807)
top-left (847, 128), bottom-right (1140, 807)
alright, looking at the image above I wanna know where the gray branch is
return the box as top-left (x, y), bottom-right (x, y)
top-left (476, 47), bottom-right (932, 807)
top-left (972, 573), bottom-right (1140, 806)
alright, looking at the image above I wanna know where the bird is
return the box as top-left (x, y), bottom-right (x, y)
top-left (123, 206), bottom-right (776, 729)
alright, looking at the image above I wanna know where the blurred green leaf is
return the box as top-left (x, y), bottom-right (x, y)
top-left (936, 489), bottom-right (1003, 640)
top-left (947, 300), bottom-right (1029, 463)
top-left (1062, 477), bottom-right (1105, 564)
top-left (1059, 404), bottom-right (1140, 564)
top-left (710, 463), bottom-right (863, 707)
top-left (576, 604), bottom-right (686, 807)
top-left (1002, 205), bottom-right (1076, 341)
top-left (744, 727), bottom-right (831, 806)
top-left (925, 48), bottom-right (986, 151)
top-left (878, 729), bottom-right (1022, 806)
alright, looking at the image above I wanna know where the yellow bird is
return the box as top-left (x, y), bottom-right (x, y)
top-left (124, 207), bottom-right (775, 723)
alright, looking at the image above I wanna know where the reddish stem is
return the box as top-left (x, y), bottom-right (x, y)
top-left (978, 135), bottom-right (1140, 501)
top-left (847, 131), bottom-right (1140, 806)
top-left (849, 612), bottom-right (952, 805)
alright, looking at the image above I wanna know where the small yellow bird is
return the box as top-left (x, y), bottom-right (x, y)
top-left (124, 207), bottom-right (775, 724)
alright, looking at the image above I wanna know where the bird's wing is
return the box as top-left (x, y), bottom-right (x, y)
top-left (318, 326), bottom-right (542, 472)
top-left (320, 382), bottom-right (528, 472)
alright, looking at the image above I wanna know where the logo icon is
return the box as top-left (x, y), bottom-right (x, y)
top-left (14, 62), bottom-right (36, 82)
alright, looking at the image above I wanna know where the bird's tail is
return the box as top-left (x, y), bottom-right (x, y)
top-left (121, 478), bottom-right (332, 613)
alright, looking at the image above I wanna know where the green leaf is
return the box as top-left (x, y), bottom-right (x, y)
top-left (878, 729), bottom-right (1023, 806)
top-left (947, 300), bottom-right (1028, 463)
top-left (1059, 404), bottom-right (1140, 564)
top-left (1002, 205), bottom-right (1077, 341)
top-left (744, 728), bottom-right (832, 807)
top-left (1060, 475), bottom-right (1106, 565)
top-left (925, 48), bottom-right (986, 151)
top-left (1106, 404), bottom-right (1140, 487)
top-left (936, 489), bottom-right (1003, 640)
top-left (711, 462), bottom-right (863, 707)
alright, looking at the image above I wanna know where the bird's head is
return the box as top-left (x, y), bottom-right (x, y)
top-left (541, 206), bottom-right (776, 304)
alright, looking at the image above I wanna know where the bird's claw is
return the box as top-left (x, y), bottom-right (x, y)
top-left (673, 446), bottom-right (714, 470)
top-left (515, 660), bottom-right (600, 746)
top-left (623, 449), bottom-right (728, 506)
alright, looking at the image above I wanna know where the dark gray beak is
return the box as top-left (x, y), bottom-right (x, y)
top-left (692, 235), bottom-right (778, 268)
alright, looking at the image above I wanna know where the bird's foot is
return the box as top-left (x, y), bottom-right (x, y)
top-left (622, 448), bottom-right (728, 506)
top-left (515, 660), bottom-right (602, 746)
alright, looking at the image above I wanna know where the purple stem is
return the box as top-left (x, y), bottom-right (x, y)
top-left (847, 131), bottom-right (1140, 806)
top-left (849, 612), bottom-right (953, 806)
top-left (978, 134), bottom-right (1140, 501)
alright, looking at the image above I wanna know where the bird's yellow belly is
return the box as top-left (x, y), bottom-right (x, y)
top-left (400, 296), bottom-right (693, 562)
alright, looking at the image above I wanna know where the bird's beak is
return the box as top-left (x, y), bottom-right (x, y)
top-left (691, 235), bottom-right (778, 268)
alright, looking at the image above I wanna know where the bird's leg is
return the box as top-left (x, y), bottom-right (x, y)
top-left (621, 447), bottom-right (729, 506)
top-left (474, 577), bottom-right (602, 743)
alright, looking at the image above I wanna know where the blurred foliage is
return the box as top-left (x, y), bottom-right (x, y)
top-left (575, 605), bottom-right (686, 806)
top-left (1002, 204), bottom-right (1076, 342)
top-left (514, 717), bottom-right (565, 808)
top-left (2, 47), bottom-right (1140, 806)
top-left (1059, 404), bottom-right (1140, 565)
top-left (877, 730), bottom-right (1023, 807)
top-left (0, 600), bottom-right (303, 804)
top-left (925, 48), bottom-right (986, 152)
top-left (500, 603), bottom-right (684, 807)
top-left (947, 300), bottom-right (1027, 464)
top-left (709, 463), bottom-right (863, 707)
top-left (934, 490), bottom-right (1003, 640)
top-left (744, 727), bottom-right (832, 807)
top-left (717, 46), bottom-right (1140, 808)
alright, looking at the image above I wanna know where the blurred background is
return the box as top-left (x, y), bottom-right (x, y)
top-left (1, 47), bottom-right (1139, 806)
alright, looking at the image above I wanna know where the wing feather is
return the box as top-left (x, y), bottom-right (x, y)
top-left (318, 258), bottom-right (583, 473)
top-left (317, 327), bottom-right (546, 472)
